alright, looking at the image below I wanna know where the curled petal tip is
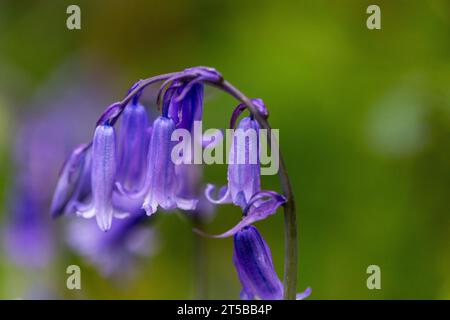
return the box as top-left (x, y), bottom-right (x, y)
top-left (176, 197), bottom-right (199, 211)
top-left (76, 207), bottom-right (95, 219)
top-left (202, 190), bottom-right (286, 238)
top-left (296, 287), bottom-right (312, 300)
top-left (114, 211), bottom-right (130, 219)
top-left (142, 203), bottom-right (157, 216)
top-left (205, 184), bottom-right (231, 204)
top-left (243, 190), bottom-right (286, 217)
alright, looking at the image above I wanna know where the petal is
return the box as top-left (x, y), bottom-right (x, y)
top-left (77, 205), bottom-right (96, 219)
top-left (175, 197), bottom-right (198, 211)
top-left (114, 211), bottom-right (130, 219)
top-left (96, 208), bottom-right (113, 232)
top-left (228, 117), bottom-right (261, 208)
top-left (243, 190), bottom-right (286, 219)
top-left (175, 164), bottom-right (201, 199)
top-left (204, 184), bottom-right (231, 204)
top-left (50, 144), bottom-right (89, 217)
top-left (179, 83), bottom-right (203, 131)
top-left (115, 181), bottom-right (147, 200)
top-left (195, 190), bottom-right (286, 238)
top-left (90, 125), bottom-right (120, 231)
top-left (296, 287), bottom-right (312, 300)
top-left (117, 101), bottom-right (149, 191)
top-left (64, 150), bottom-right (92, 214)
top-left (239, 289), bottom-right (253, 300)
top-left (112, 189), bottom-right (144, 213)
top-left (142, 116), bottom-right (179, 213)
top-left (142, 200), bottom-right (158, 216)
top-left (233, 226), bottom-right (283, 300)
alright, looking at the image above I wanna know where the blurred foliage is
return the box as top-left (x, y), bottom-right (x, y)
top-left (0, 0), bottom-right (449, 299)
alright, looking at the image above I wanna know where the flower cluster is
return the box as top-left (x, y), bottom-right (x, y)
top-left (52, 66), bottom-right (309, 299)
top-left (4, 67), bottom-right (158, 281)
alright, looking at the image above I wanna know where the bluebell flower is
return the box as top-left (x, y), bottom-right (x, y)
top-left (234, 225), bottom-right (311, 300)
top-left (205, 99), bottom-right (267, 209)
top-left (76, 124), bottom-right (128, 231)
top-left (168, 81), bottom-right (204, 132)
top-left (118, 115), bottom-right (198, 215)
top-left (205, 116), bottom-right (260, 208)
top-left (112, 100), bottom-right (152, 214)
top-left (45, 66), bottom-right (307, 300)
top-left (199, 99), bottom-right (288, 236)
top-left (50, 144), bottom-right (91, 217)
top-left (117, 100), bottom-right (149, 192)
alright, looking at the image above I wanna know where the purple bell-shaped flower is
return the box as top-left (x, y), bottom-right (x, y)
top-left (77, 125), bottom-right (128, 231)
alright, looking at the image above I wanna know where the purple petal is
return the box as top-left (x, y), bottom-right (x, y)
top-left (179, 83), bottom-right (203, 132)
top-left (50, 143), bottom-right (90, 217)
top-left (64, 150), bottom-right (92, 214)
top-left (233, 226), bottom-right (284, 300)
top-left (227, 117), bottom-right (261, 208)
top-left (117, 101), bottom-right (149, 192)
top-left (296, 287), bottom-right (312, 300)
top-left (112, 189), bottom-right (145, 213)
top-left (204, 184), bottom-right (231, 205)
top-left (133, 115), bottom-right (195, 215)
top-left (175, 197), bottom-right (199, 210)
top-left (243, 190), bottom-right (286, 218)
top-left (196, 190), bottom-right (285, 238)
top-left (77, 125), bottom-right (123, 231)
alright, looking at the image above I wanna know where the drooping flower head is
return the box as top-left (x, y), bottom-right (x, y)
top-left (53, 66), bottom-right (222, 229)
top-left (49, 66), bottom-right (306, 300)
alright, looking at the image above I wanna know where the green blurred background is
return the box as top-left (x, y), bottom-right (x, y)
top-left (0, 0), bottom-right (449, 299)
